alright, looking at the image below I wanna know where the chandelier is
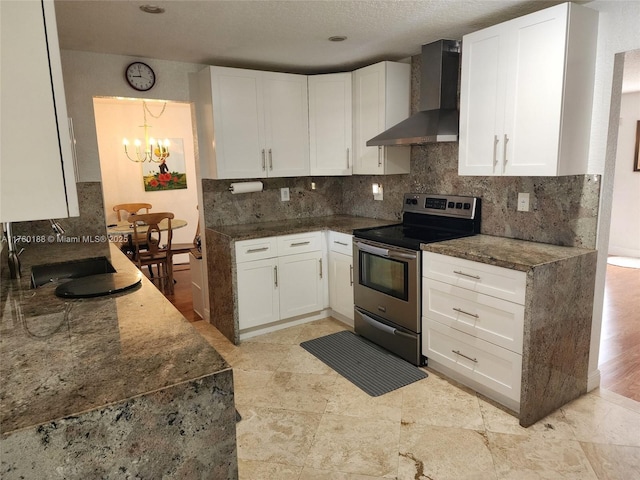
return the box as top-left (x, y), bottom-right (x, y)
top-left (122, 100), bottom-right (170, 163)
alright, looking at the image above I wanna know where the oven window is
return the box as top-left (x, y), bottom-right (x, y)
top-left (359, 251), bottom-right (409, 300)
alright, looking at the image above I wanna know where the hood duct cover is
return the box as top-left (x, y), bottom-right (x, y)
top-left (367, 39), bottom-right (460, 146)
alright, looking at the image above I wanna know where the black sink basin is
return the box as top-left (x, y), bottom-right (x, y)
top-left (31, 257), bottom-right (116, 288)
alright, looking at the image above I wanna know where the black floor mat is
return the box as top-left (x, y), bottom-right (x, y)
top-left (300, 330), bottom-right (427, 397)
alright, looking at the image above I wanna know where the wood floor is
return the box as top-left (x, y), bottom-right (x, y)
top-left (598, 263), bottom-right (640, 401)
top-left (160, 262), bottom-right (640, 402)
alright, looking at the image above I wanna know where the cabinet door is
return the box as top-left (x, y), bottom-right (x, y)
top-left (458, 24), bottom-right (506, 176)
top-left (1, 0), bottom-right (79, 222)
top-left (210, 67), bottom-right (266, 179)
top-left (329, 251), bottom-right (354, 320)
top-left (237, 257), bottom-right (279, 330)
top-left (263, 72), bottom-right (310, 177)
top-left (309, 73), bottom-right (353, 175)
top-left (502, 5), bottom-right (567, 176)
top-left (278, 251), bottom-right (324, 319)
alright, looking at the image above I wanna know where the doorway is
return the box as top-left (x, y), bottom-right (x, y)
top-left (92, 96), bottom-right (203, 321)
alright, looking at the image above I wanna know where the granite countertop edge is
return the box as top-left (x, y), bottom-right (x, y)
top-left (205, 214), bottom-right (398, 241)
top-left (421, 234), bottom-right (597, 271)
top-left (1, 241), bottom-right (230, 435)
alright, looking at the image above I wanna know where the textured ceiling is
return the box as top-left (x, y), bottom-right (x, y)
top-left (54, 0), bottom-right (638, 91)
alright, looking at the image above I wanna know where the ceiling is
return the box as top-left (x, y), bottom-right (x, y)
top-left (55, 0), bottom-right (639, 91)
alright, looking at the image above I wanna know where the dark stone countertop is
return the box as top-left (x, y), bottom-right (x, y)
top-left (205, 215), bottom-right (397, 241)
top-left (0, 241), bottom-right (230, 435)
top-left (421, 234), bottom-right (596, 272)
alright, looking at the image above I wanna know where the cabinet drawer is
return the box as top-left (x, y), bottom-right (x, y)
top-left (424, 319), bottom-right (522, 403)
top-left (277, 231), bottom-right (322, 255)
top-left (423, 252), bottom-right (526, 304)
top-left (422, 278), bottom-right (524, 354)
top-left (328, 231), bottom-right (353, 256)
top-left (235, 237), bottom-right (278, 263)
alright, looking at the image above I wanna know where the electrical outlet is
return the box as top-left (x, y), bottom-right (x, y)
top-left (517, 192), bottom-right (530, 212)
top-left (280, 187), bottom-right (290, 202)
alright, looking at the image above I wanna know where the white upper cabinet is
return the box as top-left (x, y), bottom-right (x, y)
top-left (353, 62), bottom-right (411, 175)
top-left (1, 0), bottom-right (79, 222)
top-left (308, 73), bottom-right (353, 176)
top-left (458, 2), bottom-right (598, 176)
top-left (196, 66), bottom-right (309, 179)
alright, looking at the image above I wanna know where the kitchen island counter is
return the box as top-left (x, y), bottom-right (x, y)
top-left (0, 241), bottom-right (237, 478)
top-left (421, 234), bottom-right (598, 427)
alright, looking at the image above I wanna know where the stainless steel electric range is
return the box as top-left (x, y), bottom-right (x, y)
top-left (352, 193), bottom-right (481, 365)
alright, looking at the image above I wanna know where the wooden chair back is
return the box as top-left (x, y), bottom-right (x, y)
top-left (130, 212), bottom-right (175, 294)
top-left (113, 203), bottom-right (152, 221)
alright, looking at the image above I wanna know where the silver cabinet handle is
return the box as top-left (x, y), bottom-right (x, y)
top-left (452, 350), bottom-right (478, 363)
top-left (453, 270), bottom-right (480, 280)
top-left (319, 258), bottom-right (323, 279)
top-left (493, 135), bottom-right (499, 169)
top-left (261, 149), bottom-right (266, 170)
top-left (269, 148), bottom-right (273, 170)
top-left (346, 148), bottom-right (350, 169)
top-left (290, 241), bottom-right (310, 247)
top-left (274, 265), bottom-right (278, 287)
top-left (334, 241), bottom-right (348, 246)
top-left (503, 134), bottom-right (509, 167)
top-left (377, 146), bottom-right (382, 167)
top-left (247, 247), bottom-right (269, 253)
top-left (349, 264), bottom-right (353, 286)
top-left (453, 307), bottom-right (479, 319)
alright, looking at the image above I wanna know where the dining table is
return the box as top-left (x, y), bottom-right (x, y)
top-left (106, 218), bottom-right (188, 244)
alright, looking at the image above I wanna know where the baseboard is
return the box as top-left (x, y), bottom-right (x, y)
top-left (587, 368), bottom-right (601, 392)
top-left (239, 309), bottom-right (332, 341)
top-left (329, 310), bottom-right (354, 328)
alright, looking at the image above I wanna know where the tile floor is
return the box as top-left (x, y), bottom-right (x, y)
top-left (193, 318), bottom-right (640, 480)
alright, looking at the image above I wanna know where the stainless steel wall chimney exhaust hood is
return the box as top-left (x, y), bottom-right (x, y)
top-left (367, 39), bottom-right (460, 146)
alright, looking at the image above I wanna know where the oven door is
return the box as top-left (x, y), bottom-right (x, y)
top-left (353, 239), bottom-right (420, 332)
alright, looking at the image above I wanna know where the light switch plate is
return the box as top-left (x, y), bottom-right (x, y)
top-left (517, 192), bottom-right (530, 212)
top-left (280, 187), bottom-right (290, 202)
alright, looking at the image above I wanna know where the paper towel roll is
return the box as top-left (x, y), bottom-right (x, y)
top-left (229, 181), bottom-right (263, 194)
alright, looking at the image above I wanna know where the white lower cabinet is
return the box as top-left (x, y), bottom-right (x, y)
top-left (422, 252), bottom-right (526, 411)
top-left (236, 232), bottom-right (324, 331)
top-left (328, 231), bottom-right (354, 321)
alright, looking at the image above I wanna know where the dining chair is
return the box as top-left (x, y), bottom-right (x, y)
top-left (112, 203), bottom-right (153, 259)
top-left (130, 212), bottom-right (175, 294)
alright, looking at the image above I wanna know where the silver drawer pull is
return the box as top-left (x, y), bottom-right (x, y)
top-left (319, 258), bottom-right (323, 278)
top-left (247, 247), bottom-right (269, 253)
top-left (453, 307), bottom-right (479, 319)
top-left (349, 264), bottom-right (353, 286)
top-left (274, 265), bottom-right (278, 287)
top-left (452, 350), bottom-right (478, 363)
top-left (290, 241), bottom-right (311, 247)
top-left (453, 270), bottom-right (480, 280)
top-left (334, 241), bottom-right (348, 246)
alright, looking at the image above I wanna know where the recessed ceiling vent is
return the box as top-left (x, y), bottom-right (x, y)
top-left (367, 39), bottom-right (460, 146)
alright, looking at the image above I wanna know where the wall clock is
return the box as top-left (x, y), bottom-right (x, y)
top-left (125, 62), bottom-right (156, 91)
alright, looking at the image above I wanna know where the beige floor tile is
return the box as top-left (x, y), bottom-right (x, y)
top-left (592, 387), bottom-right (640, 414)
top-left (487, 431), bottom-right (598, 480)
top-left (277, 345), bottom-right (338, 375)
top-left (240, 371), bottom-right (337, 413)
top-left (580, 442), bottom-right (640, 480)
top-left (243, 323), bottom-right (309, 345)
top-left (401, 370), bottom-right (485, 430)
top-left (478, 397), bottom-right (577, 440)
top-left (232, 369), bottom-right (275, 406)
top-left (296, 317), bottom-right (350, 343)
top-left (299, 467), bottom-right (388, 479)
top-left (235, 407), bottom-right (322, 467)
top-left (325, 375), bottom-right (403, 422)
top-left (225, 341), bottom-right (293, 371)
top-left (561, 392), bottom-right (640, 446)
top-left (238, 459), bottom-right (302, 480)
top-left (305, 413), bottom-right (400, 477)
top-left (398, 423), bottom-right (496, 480)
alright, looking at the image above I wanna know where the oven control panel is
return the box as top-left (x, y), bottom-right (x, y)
top-left (403, 193), bottom-right (479, 219)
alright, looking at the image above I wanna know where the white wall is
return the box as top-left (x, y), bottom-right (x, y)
top-left (586, 0), bottom-right (640, 390)
top-left (609, 91), bottom-right (640, 257)
top-left (93, 97), bottom-right (199, 263)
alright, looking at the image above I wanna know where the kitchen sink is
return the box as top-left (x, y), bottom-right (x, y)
top-left (31, 257), bottom-right (116, 288)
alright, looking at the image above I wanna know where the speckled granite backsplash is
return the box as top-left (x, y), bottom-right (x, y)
top-left (201, 162), bottom-right (599, 249)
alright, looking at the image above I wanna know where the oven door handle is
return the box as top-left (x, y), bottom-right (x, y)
top-left (358, 311), bottom-right (415, 340)
top-left (355, 242), bottom-right (416, 260)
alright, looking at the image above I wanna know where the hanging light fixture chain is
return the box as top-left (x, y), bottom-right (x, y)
top-left (143, 100), bottom-right (167, 119)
